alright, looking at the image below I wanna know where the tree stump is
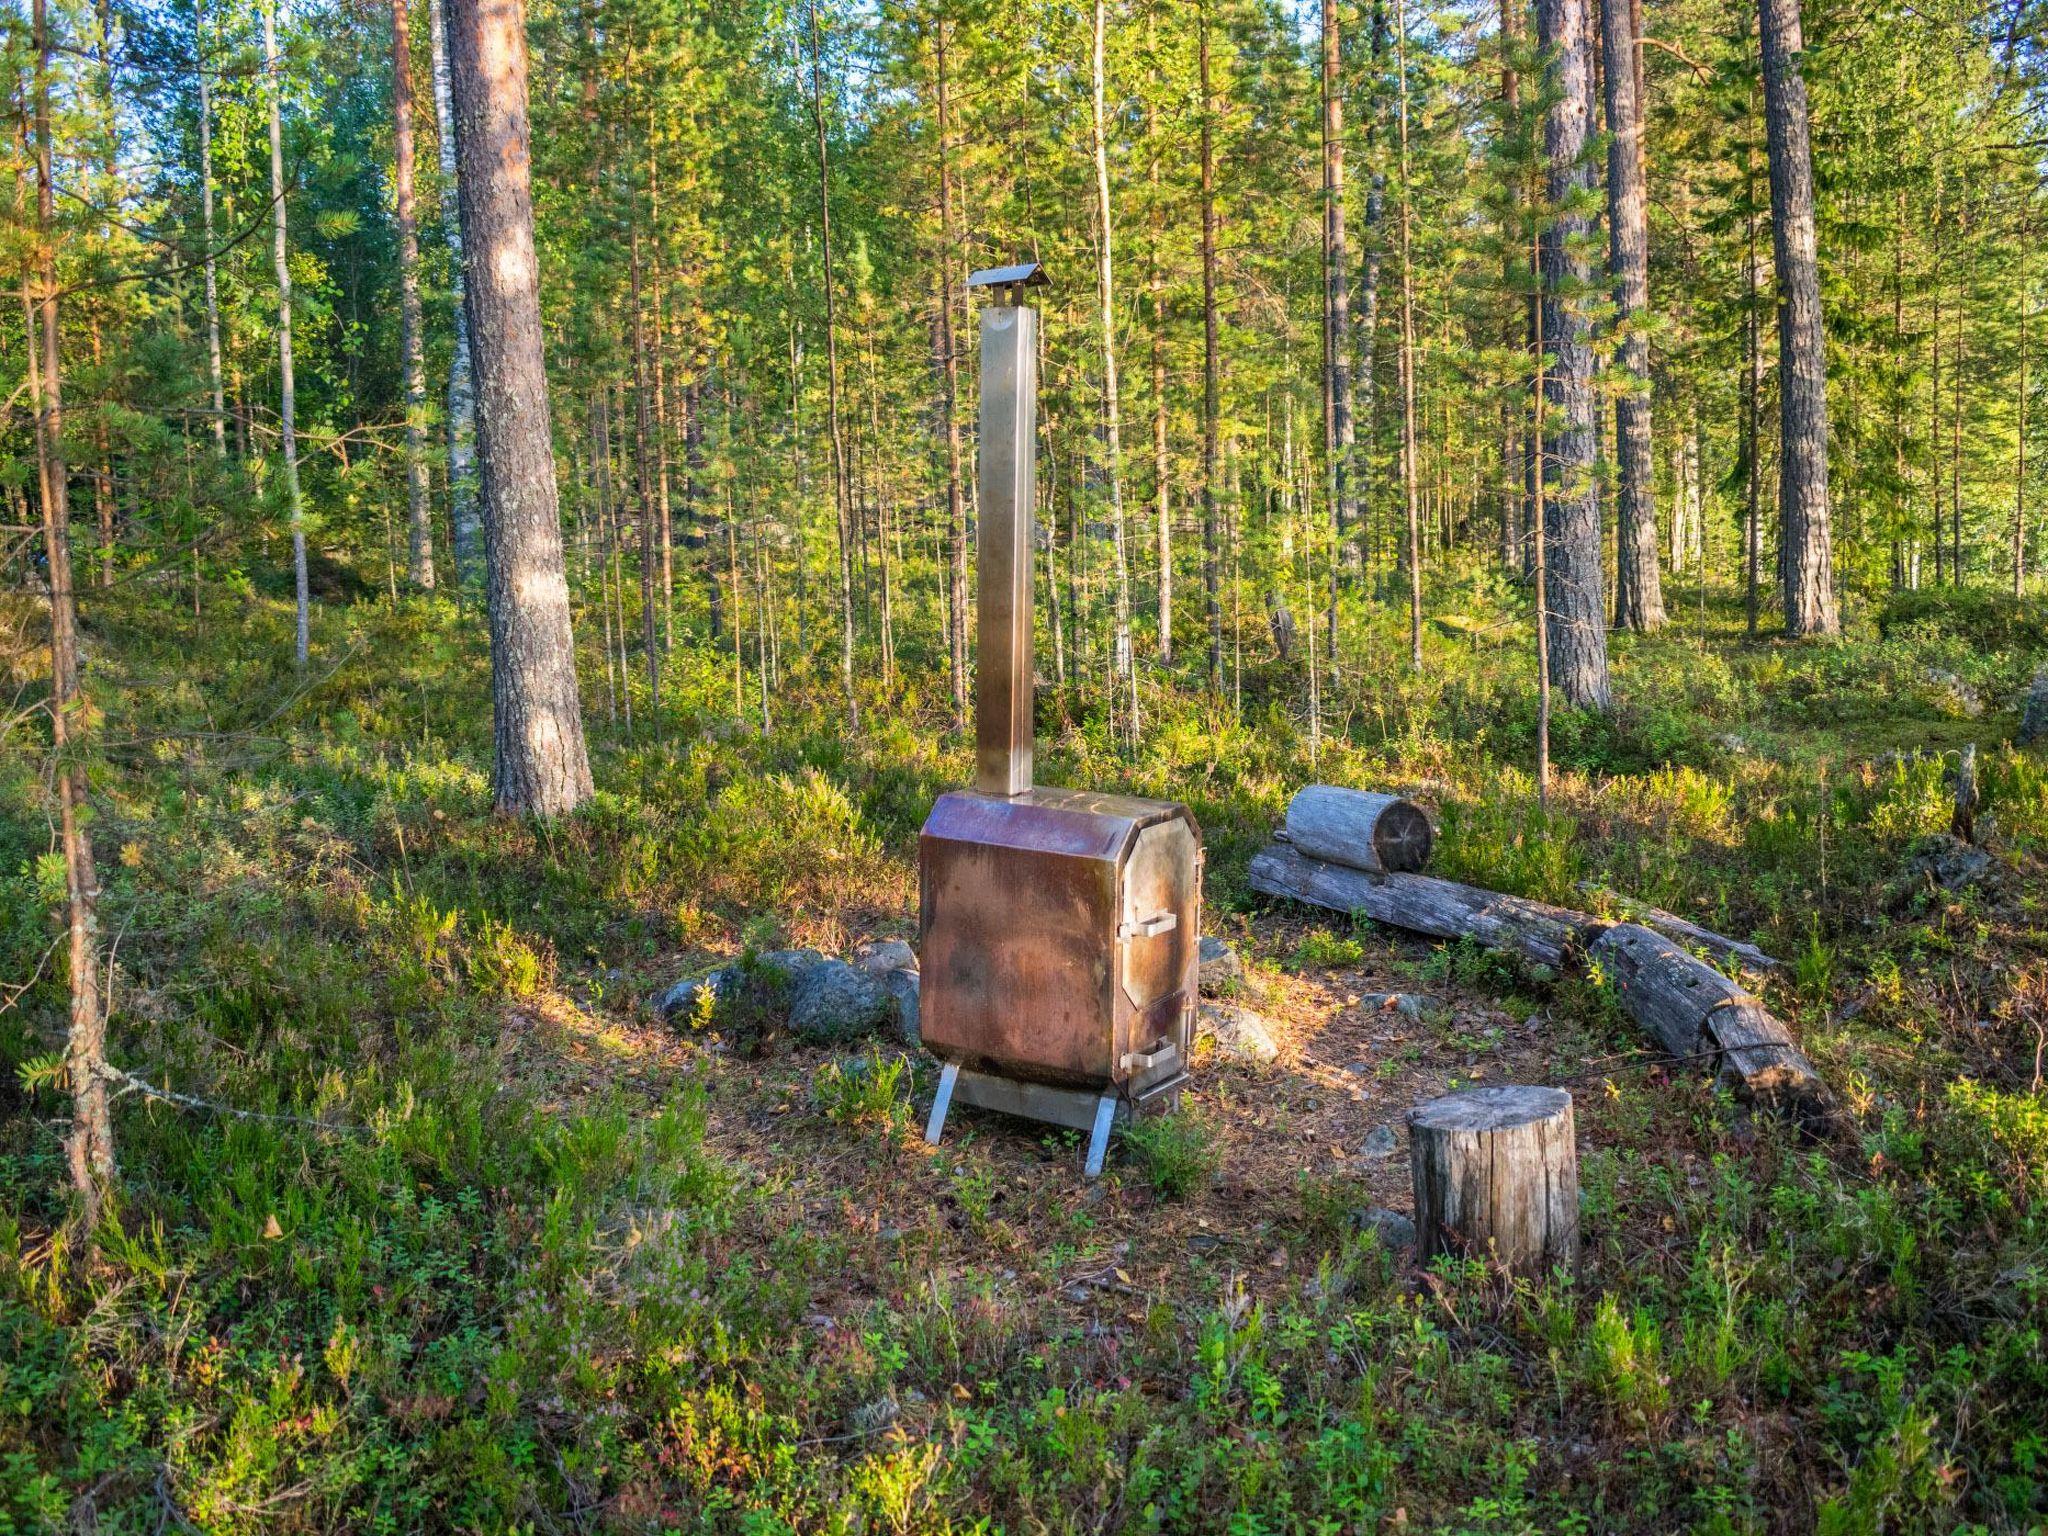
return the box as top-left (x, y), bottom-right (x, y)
top-left (1407, 1086), bottom-right (1578, 1277)
top-left (1283, 787), bottom-right (1434, 874)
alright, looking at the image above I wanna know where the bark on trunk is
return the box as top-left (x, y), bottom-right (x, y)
top-left (1535, 0), bottom-right (1611, 709)
top-left (30, 0), bottom-right (114, 1225)
top-left (196, 0), bottom-right (227, 457)
top-left (1199, 1), bottom-right (1223, 694)
top-left (393, 0), bottom-right (435, 589)
top-left (1395, 0), bottom-right (1423, 671)
top-left (1758, 0), bottom-right (1838, 635)
top-left (806, 0), bottom-right (858, 726)
top-left (1322, 0), bottom-right (1356, 549)
top-left (265, 0), bottom-right (311, 665)
top-left (428, 0), bottom-right (481, 583)
top-left (1601, 0), bottom-right (1662, 631)
top-left (933, 14), bottom-right (968, 731)
top-left (1091, 0), bottom-right (1139, 736)
top-left (446, 0), bottom-right (594, 816)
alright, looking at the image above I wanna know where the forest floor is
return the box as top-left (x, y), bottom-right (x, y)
top-left (3, 567), bottom-right (2048, 1534)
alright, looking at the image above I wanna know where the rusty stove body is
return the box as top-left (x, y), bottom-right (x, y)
top-left (920, 264), bottom-right (1203, 1176)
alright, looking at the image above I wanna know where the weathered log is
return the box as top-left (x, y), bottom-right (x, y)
top-left (1576, 881), bottom-right (1781, 973)
top-left (1283, 786), bottom-right (1434, 874)
top-left (1588, 923), bottom-right (1831, 1123)
top-left (1247, 842), bottom-right (1579, 973)
top-left (1408, 1086), bottom-right (1578, 1277)
top-left (1250, 842), bottom-right (1832, 1119)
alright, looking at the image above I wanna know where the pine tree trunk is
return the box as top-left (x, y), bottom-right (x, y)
top-left (1199, 0), bottom-right (1223, 694)
top-left (393, 0), bottom-right (435, 589)
top-left (1758, 0), bottom-right (1837, 635)
top-left (428, 0), bottom-right (480, 583)
top-left (1092, 0), bottom-right (1139, 735)
top-left (933, 13), bottom-right (969, 731)
top-left (195, 0), bottom-right (227, 458)
top-left (807, 0), bottom-right (858, 726)
top-left (30, 0), bottom-right (114, 1226)
top-left (1357, 0), bottom-right (1387, 576)
top-left (1148, 89), bottom-right (1172, 667)
top-left (1601, 0), bottom-right (1661, 630)
top-left (1322, 0), bottom-right (1356, 549)
top-left (1395, 0), bottom-right (1423, 672)
top-left (1535, 0), bottom-right (1611, 709)
top-left (630, 227), bottom-right (661, 727)
top-left (446, 0), bottom-right (594, 815)
top-left (265, 0), bottom-right (311, 665)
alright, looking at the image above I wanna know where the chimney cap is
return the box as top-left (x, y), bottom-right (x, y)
top-left (968, 261), bottom-right (1047, 292)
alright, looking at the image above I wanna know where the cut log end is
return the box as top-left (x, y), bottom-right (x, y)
top-left (1285, 786), bottom-right (1435, 874)
top-left (1408, 1086), bottom-right (1579, 1277)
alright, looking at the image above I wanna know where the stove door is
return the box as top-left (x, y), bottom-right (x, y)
top-left (1119, 817), bottom-right (1198, 1013)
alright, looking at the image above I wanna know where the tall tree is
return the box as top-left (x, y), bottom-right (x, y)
top-left (1602, 0), bottom-right (1662, 629)
top-left (1092, 0), bottom-right (1138, 732)
top-left (28, 0), bottom-right (114, 1226)
top-left (1199, 0), bottom-right (1222, 693)
top-left (1395, 0), bottom-right (1423, 670)
top-left (1758, 0), bottom-right (1838, 634)
top-left (428, 0), bottom-right (480, 582)
top-left (195, 0), bottom-right (227, 457)
top-left (393, 0), bottom-right (435, 589)
top-left (266, 0), bottom-right (311, 664)
top-left (447, 0), bottom-right (595, 814)
top-left (1536, 0), bottom-right (1611, 708)
top-left (806, 0), bottom-right (857, 726)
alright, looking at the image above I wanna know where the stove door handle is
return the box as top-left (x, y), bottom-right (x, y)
top-left (1119, 911), bottom-right (1179, 940)
top-left (1121, 1038), bottom-right (1181, 1071)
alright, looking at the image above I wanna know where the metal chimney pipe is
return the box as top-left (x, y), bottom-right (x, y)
top-left (970, 268), bottom-right (1043, 797)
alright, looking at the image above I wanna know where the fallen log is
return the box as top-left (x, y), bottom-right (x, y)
top-left (1283, 786), bottom-right (1434, 874)
top-left (1248, 842), bottom-right (1832, 1122)
top-left (1575, 881), bottom-right (1781, 973)
top-left (1248, 842), bottom-right (1581, 973)
top-left (1587, 923), bottom-right (1830, 1123)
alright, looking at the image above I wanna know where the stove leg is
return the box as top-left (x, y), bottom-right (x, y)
top-left (1084, 1092), bottom-right (1118, 1178)
top-left (924, 1061), bottom-right (960, 1147)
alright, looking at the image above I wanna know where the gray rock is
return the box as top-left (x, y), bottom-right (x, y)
top-left (879, 967), bottom-right (921, 1045)
top-left (1198, 1002), bottom-right (1279, 1064)
top-left (1198, 936), bottom-right (1241, 994)
top-left (788, 959), bottom-right (895, 1043)
top-left (854, 938), bottom-right (919, 976)
top-left (1923, 668), bottom-right (1984, 718)
top-left (1360, 1123), bottom-right (1400, 1159)
top-left (760, 948), bottom-right (828, 979)
top-left (1354, 1206), bottom-right (1416, 1251)
top-left (1899, 833), bottom-right (1992, 895)
top-left (2020, 664), bottom-right (2048, 747)
top-left (1360, 992), bottom-right (1428, 1020)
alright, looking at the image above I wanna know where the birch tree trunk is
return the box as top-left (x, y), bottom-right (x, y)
top-left (1601, 0), bottom-right (1662, 630)
top-left (428, 0), bottom-right (480, 583)
top-left (446, 0), bottom-right (594, 815)
top-left (1758, 0), bottom-right (1838, 635)
top-left (1536, 0), bottom-right (1611, 709)
top-left (392, 0), bottom-right (435, 589)
top-left (265, 0), bottom-right (311, 665)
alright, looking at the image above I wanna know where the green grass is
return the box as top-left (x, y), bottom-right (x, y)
top-left (1, 569), bottom-right (2045, 1531)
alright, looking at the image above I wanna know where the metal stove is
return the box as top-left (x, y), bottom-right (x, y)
top-left (920, 262), bottom-right (1203, 1177)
